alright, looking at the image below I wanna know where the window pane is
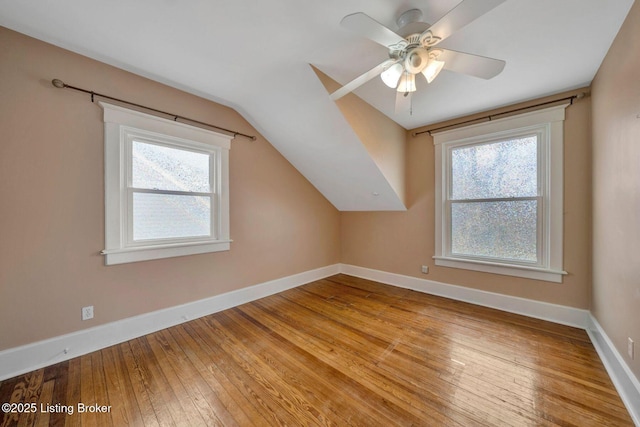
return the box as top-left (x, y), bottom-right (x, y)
top-left (451, 136), bottom-right (537, 199)
top-left (451, 200), bottom-right (537, 262)
top-left (133, 192), bottom-right (211, 241)
top-left (132, 141), bottom-right (210, 192)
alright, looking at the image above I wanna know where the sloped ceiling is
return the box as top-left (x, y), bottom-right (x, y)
top-left (0, 0), bottom-right (635, 210)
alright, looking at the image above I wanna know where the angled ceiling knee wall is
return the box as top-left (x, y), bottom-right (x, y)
top-left (311, 66), bottom-right (407, 211)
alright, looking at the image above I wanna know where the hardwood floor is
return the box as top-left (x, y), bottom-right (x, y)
top-left (0, 274), bottom-right (633, 426)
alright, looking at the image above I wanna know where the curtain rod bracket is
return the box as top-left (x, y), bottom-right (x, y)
top-left (50, 78), bottom-right (257, 141)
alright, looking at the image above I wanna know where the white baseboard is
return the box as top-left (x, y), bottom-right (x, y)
top-left (587, 315), bottom-right (640, 426)
top-left (0, 264), bottom-right (340, 381)
top-left (339, 264), bottom-right (589, 328)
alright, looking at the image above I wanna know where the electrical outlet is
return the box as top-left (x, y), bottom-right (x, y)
top-left (82, 306), bottom-right (94, 321)
top-left (421, 265), bottom-right (429, 274)
top-left (629, 337), bottom-right (634, 359)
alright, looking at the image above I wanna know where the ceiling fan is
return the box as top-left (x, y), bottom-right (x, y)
top-left (330, 0), bottom-right (507, 112)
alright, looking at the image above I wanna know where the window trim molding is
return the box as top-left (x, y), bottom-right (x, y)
top-left (100, 102), bottom-right (232, 265)
top-left (433, 104), bottom-right (569, 283)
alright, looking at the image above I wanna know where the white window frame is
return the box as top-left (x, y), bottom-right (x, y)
top-left (433, 104), bottom-right (568, 283)
top-left (100, 102), bottom-right (232, 265)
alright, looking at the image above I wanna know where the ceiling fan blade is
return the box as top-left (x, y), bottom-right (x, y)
top-left (341, 12), bottom-right (405, 48)
top-left (330, 59), bottom-right (397, 101)
top-left (425, 0), bottom-right (507, 46)
top-left (395, 91), bottom-right (413, 115)
top-left (439, 49), bottom-right (505, 79)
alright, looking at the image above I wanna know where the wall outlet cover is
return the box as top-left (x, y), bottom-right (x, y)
top-left (82, 306), bottom-right (94, 321)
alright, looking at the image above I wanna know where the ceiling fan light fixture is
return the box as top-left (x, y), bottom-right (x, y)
top-left (397, 72), bottom-right (416, 93)
top-left (422, 59), bottom-right (445, 83)
top-left (404, 47), bottom-right (430, 74)
top-left (380, 63), bottom-right (403, 88)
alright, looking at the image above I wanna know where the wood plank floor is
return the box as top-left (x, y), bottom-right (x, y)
top-left (0, 274), bottom-right (633, 426)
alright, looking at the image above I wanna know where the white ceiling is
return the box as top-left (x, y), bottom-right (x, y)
top-left (0, 0), bottom-right (635, 210)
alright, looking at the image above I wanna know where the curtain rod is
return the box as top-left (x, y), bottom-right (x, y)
top-left (51, 79), bottom-right (256, 141)
top-left (411, 92), bottom-right (587, 137)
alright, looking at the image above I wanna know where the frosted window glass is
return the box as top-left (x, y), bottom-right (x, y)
top-left (133, 193), bottom-right (211, 241)
top-left (451, 200), bottom-right (537, 262)
top-left (132, 141), bottom-right (210, 192)
top-left (451, 136), bottom-right (537, 200)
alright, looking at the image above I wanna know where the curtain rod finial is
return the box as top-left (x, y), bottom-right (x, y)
top-left (51, 79), bottom-right (66, 88)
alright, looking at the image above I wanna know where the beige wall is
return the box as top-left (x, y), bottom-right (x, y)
top-left (0, 27), bottom-right (340, 351)
top-left (591, 0), bottom-right (640, 380)
top-left (341, 89), bottom-right (593, 308)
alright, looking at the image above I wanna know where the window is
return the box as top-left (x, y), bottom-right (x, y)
top-left (433, 104), bottom-right (568, 282)
top-left (101, 102), bottom-right (231, 265)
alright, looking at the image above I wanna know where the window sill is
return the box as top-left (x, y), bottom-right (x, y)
top-left (102, 240), bottom-right (232, 265)
top-left (433, 256), bottom-right (566, 283)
